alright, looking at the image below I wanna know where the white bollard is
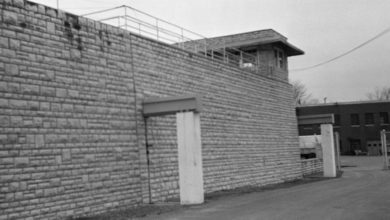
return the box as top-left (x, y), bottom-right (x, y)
top-left (321, 124), bottom-right (337, 177)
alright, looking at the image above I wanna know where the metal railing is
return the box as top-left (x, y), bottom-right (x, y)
top-left (82, 5), bottom-right (258, 71)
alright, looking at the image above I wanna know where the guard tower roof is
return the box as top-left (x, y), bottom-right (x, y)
top-left (204, 29), bottom-right (304, 56)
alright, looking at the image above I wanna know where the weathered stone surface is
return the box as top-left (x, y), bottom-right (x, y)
top-left (35, 135), bottom-right (44, 147)
top-left (0, 116), bottom-right (9, 127)
top-left (14, 0), bottom-right (24, 7)
top-left (9, 182), bottom-right (19, 191)
top-left (21, 84), bottom-right (39, 95)
top-left (0, 37), bottom-right (9, 48)
top-left (0, 82), bottom-right (7, 91)
top-left (47, 22), bottom-right (55, 34)
top-left (5, 64), bottom-right (19, 76)
top-left (10, 116), bottom-right (23, 127)
top-left (0, 98), bottom-right (8, 107)
top-left (14, 157), bottom-right (29, 167)
top-left (9, 39), bottom-right (20, 49)
top-left (3, 11), bottom-right (18, 25)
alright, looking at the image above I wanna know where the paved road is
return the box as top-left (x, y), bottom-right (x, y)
top-left (140, 156), bottom-right (390, 220)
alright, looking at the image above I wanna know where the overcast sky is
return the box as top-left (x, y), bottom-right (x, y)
top-left (31, 0), bottom-right (390, 103)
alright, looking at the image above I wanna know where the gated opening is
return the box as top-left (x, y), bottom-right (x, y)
top-left (297, 114), bottom-right (338, 177)
top-left (142, 96), bottom-right (204, 205)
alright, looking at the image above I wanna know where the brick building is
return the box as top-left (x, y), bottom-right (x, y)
top-left (1, 0), bottom-right (304, 219)
top-left (297, 101), bottom-right (390, 155)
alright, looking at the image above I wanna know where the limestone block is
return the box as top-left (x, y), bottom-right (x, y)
top-left (40, 102), bottom-right (50, 111)
top-left (14, 157), bottom-right (29, 167)
top-left (7, 83), bottom-right (20, 93)
top-left (46, 8), bottom-right (57, 17)
top-left (40, 87), bottom-right (56, 96)
top-left (0, 37), bottom-right (8, 48)
top-left (5, 64), bottom-right (19, 76)
top-left (3, 11), bottom-right (18, 25)
top-left (0, 116), bottom-right (9, 127)
top-left (62, 150), bottom-right (71, 161)
top-left (10, 116), bottom-right (23, 127)
top-left (55, 156), bottom-right (62, 164)
top-left (0, 82), bottom-right (7, 92)
top-left (56, 88), bottom-right (67, 98)
top-left (14, 0), bottom-right (24, 7)
top-left (35, 135), bottom-right (44, 147)
top-left (21, 84), bottom-right (39, 95)
top-left (47, 22), bottom-right (55, 34)
top-left (9, 39), bottom-right (20, 49)
top-left (7, 134), bottom-right (18, 144)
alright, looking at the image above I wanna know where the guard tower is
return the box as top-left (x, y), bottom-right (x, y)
top-left (186, 29), bottom-right (304, 81)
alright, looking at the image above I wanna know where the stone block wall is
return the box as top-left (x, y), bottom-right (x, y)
top-left (129, 31), bottom-right (303, 201)
top-left (0, 1), bottom-right (141, 219)
top-left (1, 0), bottom-right (303, 219)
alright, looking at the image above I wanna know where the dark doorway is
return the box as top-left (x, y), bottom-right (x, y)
top-left (350, 139), bottom-right (361, 155)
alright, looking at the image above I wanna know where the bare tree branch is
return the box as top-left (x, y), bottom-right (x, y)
top-left (291, 80), bottom-right (315, 105)
top-left (366, 86), bottom-right (390, 101)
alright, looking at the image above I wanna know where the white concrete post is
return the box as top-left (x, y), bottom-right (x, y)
top-left (176, 111), bottom-right (204, 204)
top-left (321, 124), bottom-right (337, 177)
top-left (334, 132), bottom-right (341, 171)
top-left (381, 130), bottom-right (389, 170)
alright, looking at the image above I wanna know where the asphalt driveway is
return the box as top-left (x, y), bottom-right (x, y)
top-left (139, 156), bottom-right (390, 220)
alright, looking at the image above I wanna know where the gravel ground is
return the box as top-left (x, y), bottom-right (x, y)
top-left (73, 170), bottom-right (334, 220)
top-left (138, 156), bottom-right (390, 220)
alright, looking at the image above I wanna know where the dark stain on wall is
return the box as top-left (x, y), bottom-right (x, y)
top-left (97, 30), bottom-right (112, 52)
top-left (19, 22), bottom-right (27, 28)
top-left (63, 13), bottom-right (84, 50)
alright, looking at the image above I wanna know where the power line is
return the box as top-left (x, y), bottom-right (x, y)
top-left (290, 27), bottom-right (390, 72)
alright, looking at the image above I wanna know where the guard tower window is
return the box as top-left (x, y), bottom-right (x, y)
top-left (380, 112), bottom-right (389, 124)
top-left (350, 114), bottom-right (360, 126)
top-left (274, 48), bottom-right (285, 69)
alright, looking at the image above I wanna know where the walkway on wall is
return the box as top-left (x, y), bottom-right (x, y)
top-left (81, 5), bottom-right (258, 69)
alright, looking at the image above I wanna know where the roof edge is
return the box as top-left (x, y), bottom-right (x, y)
top-left (298, 100), bottom-right (390, 108)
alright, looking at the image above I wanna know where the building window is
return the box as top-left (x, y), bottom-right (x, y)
top-left (365, 113), bottom-right (374, 125)
top-left (350, 114), bottom-right (360, 126)
top-left (380, 112), bottom-right (389, 124)
top-left (334, 114), bottom-right (340, 126)
top-left (274, 48), bottom-right (285, 69)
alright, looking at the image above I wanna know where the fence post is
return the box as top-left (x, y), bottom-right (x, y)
top-left (334, 131), bottom-right (341, 171)
top-left (386, 131), bottom-right (389, 169)
top-left (239, 51), bottom-right (243, 67)
top-left (223, 39), bottom-right (226, 62)
top-left (180, 28), bottom-right (184, 49)
top-left (382, 130), bottom-right (389, 170)
top-left (204, 40), bottom-right (207, 57)
top-left (156, 20), bottom-right (159, 40)
top-left (124, 7), bottom-right (127, 30)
